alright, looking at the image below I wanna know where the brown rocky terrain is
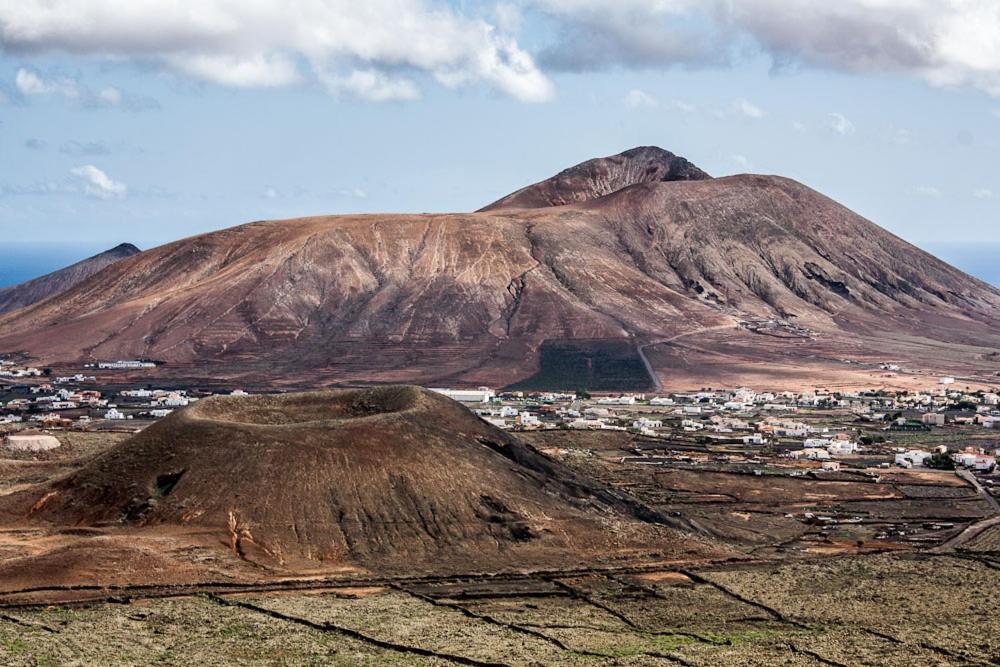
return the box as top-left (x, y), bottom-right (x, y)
top-left (0, 148), bottom-right (997, 389)
top-left (0, 243), bottom-right (139, 314)
top-left (479, 145), bottom-right (710, 210)
top-left (0, 386), bottom-right (712, 576)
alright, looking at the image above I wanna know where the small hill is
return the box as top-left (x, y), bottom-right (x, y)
top-left (1, 387), bottom-right (707, 571)
top-left (0, 243), bottom-right (139, 314)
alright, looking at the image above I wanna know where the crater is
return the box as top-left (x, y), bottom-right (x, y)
top-left (189, 385), bottom-right (423, 426)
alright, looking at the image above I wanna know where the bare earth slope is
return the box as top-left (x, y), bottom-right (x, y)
top-left (0, 386), bottom-right (709, 574)
top-left (0, 148), bottom-right (997, 389)
top-left (479, 145), bottom-right (710, 211)
top-left (0, 242), bottom-right (140, 314)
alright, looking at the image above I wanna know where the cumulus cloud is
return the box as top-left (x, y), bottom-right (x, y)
top-left (973, 188), bottom-right (994, 199)
top-left (915, 185), bottom-right (942, 198)
top-left (0, 1), bottom-right (554, 102)
top-left (69, 164), bottom-right (127, 199)
top-left (535, 0), bottom-right (725, 71)
top-left (320, 69), bottom-right (421, 102)
top-left (530, 0), bottom-right (1000, 97)
top-left (624, 88), bottom-right (657, 108)
top-left (13, 68), bottom-right (157, 110)
top-left (827, 112), bottom-right (856, 136)
top-left (16, 68), bottom-right (78, 98)
top-left (667, 99), bottom-right (697, 113)
top-left (734, 98), bottom-right (764, 118)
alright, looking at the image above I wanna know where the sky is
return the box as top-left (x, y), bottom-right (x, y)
top-left (1, 0), bottom-right (999, 287)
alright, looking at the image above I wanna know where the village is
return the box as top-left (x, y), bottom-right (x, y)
top-left (3, 354), bottom-right (996, 481)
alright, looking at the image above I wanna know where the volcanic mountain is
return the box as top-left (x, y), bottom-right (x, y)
top-left (0, 148), bottom-right (997, 390)
top-left (0, 386), bottom-right (709, 573)
top-left (0, 243), bottom-right (140, 315)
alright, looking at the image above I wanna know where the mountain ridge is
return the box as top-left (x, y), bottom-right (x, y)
top-left (0, 243), bottom-right (140, 315)
top-left (0, 148), bottom-right (996, 390)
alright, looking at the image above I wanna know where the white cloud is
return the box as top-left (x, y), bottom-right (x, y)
top-left (1, 1), bottom-right (554, 102)
top-left (321, 69), bottom-right (421, 102)
top-left (532, 1), bottom-right (1000, 97)
top-left (973, 188), bottom-right (994, 199)
top-left (96, 86), bottom-right (122, 105)
top-left (168, 53), bottom-right (301, 89)
top-left (827, 112), bottom-right (855, 136)
top-left (890, 127), bottom-right (911, 145)
top-left (16, 68), bottom-right (79, 98)
top-left (734, 98), bottom-right (764, 118)
top-left (70, 165), bottom-right (127, 199)
top-left (667, 99), bottom-right (697, 113)
top-left (13, 68), bottom-right (156, 110)
top-left (792, 120), bottom-right (806, 132)
top-left (914, 185), bottom-right (942, 198)
top-left (624, 88), bottom-right (657, 108)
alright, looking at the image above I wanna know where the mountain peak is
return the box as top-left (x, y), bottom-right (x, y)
top-left (479, 146), bottom-right (710, 211)
top-left (0, 242), bottom-right (141, 315)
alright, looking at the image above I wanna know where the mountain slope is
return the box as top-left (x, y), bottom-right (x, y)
top-left (0, 243), bottom-right (140, 314)
top-left (480, 146), bottom-right (710, 211)
top-left (0, 149), bottom-right (997, 390)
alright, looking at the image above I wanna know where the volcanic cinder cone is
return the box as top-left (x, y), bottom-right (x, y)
top-left (1, 387), bottom-right (717, 573)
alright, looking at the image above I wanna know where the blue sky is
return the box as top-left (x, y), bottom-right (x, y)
top-left (1, 1), bottom-right (999, 286)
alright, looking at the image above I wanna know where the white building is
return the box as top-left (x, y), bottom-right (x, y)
top-left (895, 450), bottom-right (932, 467)
top-left (827, 441), bottom-right (859, 457)
top-left (921, 413), bottom-right (945, 426)
top-left (98, 360), bottom-right (156, 369)
top-left (516, 412), bottom-right (541, 427)
top-left (104, 408), bottom-right (127, 420)
top-left (430, 386), bottom-right (495, 403)
top-left (597, 395), bottom-right (636, 406)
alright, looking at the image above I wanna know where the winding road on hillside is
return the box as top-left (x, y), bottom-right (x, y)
top-left (637, 323), bottom-right (739, 391)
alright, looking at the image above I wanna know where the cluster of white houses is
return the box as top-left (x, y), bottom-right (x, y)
top-left (429, 383), bottom-right (1000, 474)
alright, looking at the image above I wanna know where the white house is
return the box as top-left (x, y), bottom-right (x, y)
top-left (430, 386), bottom-right (495, 403)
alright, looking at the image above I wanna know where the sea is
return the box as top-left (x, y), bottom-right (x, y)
top-left (1, 243), bottom-right (110, 289)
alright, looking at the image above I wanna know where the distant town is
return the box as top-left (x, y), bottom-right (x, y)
top-left (4, 356), bottom-right (997, 483)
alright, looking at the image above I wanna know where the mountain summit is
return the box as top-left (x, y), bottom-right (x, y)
top-left (480, 146), bottom-right (710, 211)
top-left (0, 149), bottom-right (996, 390)
top-left (0, 243), bottom-right (140, 315)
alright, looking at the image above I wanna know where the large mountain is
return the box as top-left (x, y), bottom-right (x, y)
top-left (0, 243), bottom-right (140, 314)
top-left (0, 149), bottom-right (997, 390)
